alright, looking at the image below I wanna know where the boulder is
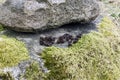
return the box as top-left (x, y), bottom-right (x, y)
top-left (0, 0), bottom-right (100, 32)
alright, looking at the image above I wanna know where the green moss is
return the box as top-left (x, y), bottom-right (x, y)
top-left (0, 71), bottom-right (14, 80)
top-left (0, 36), bottom-right (29, 68)
top-left (41, 17), bottom-right (120, 80)
top-left (23, 61), bottom-right (46, 80)
top-left (0, 24), bottom-right (4, 32)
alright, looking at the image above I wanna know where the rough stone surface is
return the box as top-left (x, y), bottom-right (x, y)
top-left (0, 0), bottom-right (100, 32)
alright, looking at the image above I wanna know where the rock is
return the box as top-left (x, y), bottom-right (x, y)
top-left (0, 0), bottom-right (100, 32)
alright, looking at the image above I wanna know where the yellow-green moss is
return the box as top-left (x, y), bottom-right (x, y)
top-left (41, 17), bottom-right (120, 80)
top-left (0, 71), bottom-right (14, 80)
top-left (23, 61), bottom-right (46, 80)
top-left (0, 36), bottom-right (29, 68)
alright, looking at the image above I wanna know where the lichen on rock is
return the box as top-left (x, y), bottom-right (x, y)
top-left (41, 17), bottom-right (120, 80)
top-left (0, 36), bottom-right (29, 69)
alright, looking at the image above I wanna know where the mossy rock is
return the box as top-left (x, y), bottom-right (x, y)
top-left (41, 17), bottom-right (120, 80)
top-left (23, 61), bottom-right (46, 80)
top-left (0, 36), bottom-right (29, 68)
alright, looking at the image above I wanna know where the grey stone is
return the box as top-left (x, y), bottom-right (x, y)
top-left (0, 0), bottom-right (100, 32)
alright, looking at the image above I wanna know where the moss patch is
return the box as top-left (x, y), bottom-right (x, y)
top-left (101, 0), bottom-right (120, 27)
top-left (23, 61), bottom-right (46, 80)
top-left (41, 17), bottom-right (120, 80)
top-left (0, 71), bottom-right (14, 80)
top-left (0, 36), bottom-right (29, 68)
top-left (0, 24), bottom-right (4, 32)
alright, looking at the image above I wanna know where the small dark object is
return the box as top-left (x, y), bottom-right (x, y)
top-left (68, 38), bottom-right (73, 46)
top-left (57, 33), bottom-right (73, 44)
top-left (56, 36), bottom-right (66, 44)
top-left (109, 0), bottom-right (114, 3)
top-left (68, 43), bottom-right (72, 47)
top-left (72, 34), bottom-right (82, 44)
top-left (76, 33), bottom-right (82, 38)
top-left (40, 36), bottom-right (55, 46)
top-left (39, 33), bottom-right (82, 47)
top-left (63, 33), bottom-right (73, 41)
top-left (73, 38), bottom-right (79, 44)
top-left (68, 33), bottom-right (82, 46)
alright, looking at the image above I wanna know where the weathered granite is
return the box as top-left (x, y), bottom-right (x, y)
top-left (0, 0), bottom-right (100, 32)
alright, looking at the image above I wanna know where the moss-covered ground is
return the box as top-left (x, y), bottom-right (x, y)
top-left (41, 17), bottom-right (120, 80)
top-left (0, 71), bottom-right (14, 80)
top-left (0, 36), bottom-right (29, 68)
top-left (100, 0), bottom-right (120, 27)
top-left (0, 23), bottom-right (30, 79)
top-left (23, 61), bottom-right (46, 80)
